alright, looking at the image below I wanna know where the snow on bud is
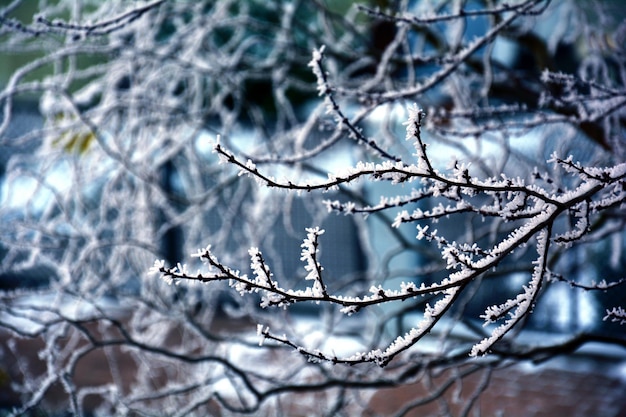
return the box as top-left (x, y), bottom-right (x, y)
top-left (340, 305), bottom-right (359, 315)
top-left (400, 281), bottom-right (418, 293)
top-left (299, 227), bottom-right (326, 297)
top-left (310, 45), bottom-right (325, 64)
top-left (403, 103), bottom-right (424, 138)
top-left (416, 224), bottom-right (430, 240)
top-left (603, 307), bottom-right (626, 325)
top-left (209, 134), bottom-right (220, 152)
top-left (249, 247), bottom-right (272, 287)
top-left (392, 210), bottom-right (409, 228)
top-left (257, 324), bottom-right (270, 346)
top-left (150, 260), bottom-right (178, 286)
top-left (238, 159), bottom-right (257, 177)
top-left (308, 45), bottom-right (327, 96)
top-left (149, 259), bottom-right (165, 275)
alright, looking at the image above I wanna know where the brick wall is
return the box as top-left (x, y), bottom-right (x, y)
top-left (368, 359), bottom-right (626, 417)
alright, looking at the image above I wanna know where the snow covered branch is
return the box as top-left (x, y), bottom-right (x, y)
top-left (155, 99), bottom-right (626, 364)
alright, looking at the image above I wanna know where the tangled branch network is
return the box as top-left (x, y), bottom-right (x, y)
top-left (2, 0), bottom-right (626, 414)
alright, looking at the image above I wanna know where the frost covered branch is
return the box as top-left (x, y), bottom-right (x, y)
top-left (158, 101), bottom-right (626, 364)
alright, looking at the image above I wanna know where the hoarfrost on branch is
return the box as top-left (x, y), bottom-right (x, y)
top-left (1, 0), bottom-right (625, 415)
